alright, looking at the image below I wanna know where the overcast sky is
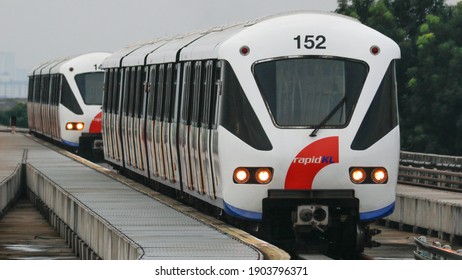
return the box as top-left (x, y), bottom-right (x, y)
top-left (1, 0), bottom-right (338, 71)
top-left (1, 0), bottom-right (460, 72)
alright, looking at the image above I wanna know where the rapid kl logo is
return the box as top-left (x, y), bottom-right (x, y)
top-left (292, 156), bottom-right (335, 165)
top-left (285, 136), bottom-right (339, 190)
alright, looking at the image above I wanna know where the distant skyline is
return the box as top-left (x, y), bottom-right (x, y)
top-left (1, 0), bottom-right (338, 76)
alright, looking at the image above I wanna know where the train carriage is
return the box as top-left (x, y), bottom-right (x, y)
top-left (102, 11), bottom-right (400, 257)
top-left (27, 52), bottom-right (111, 156)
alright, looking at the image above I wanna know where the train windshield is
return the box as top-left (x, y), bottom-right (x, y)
top-left (253, 57), bottom-right (368, 128)
top-left (75, 72), bottom-right (105, 105)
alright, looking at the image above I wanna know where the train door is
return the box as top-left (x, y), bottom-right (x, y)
top-left (39, 75), bottom-right (48, 135)
top-left (170, 63), bottom-right (181, 185)
top-left (138, 66), bottom-right (149, 173)
top-left (146, 65), bottom-right (158, 178)
top-left (50, 74), bottom-right (59, 141)
top-left (133, 66), bottom-right (146, 173)
top-left (102, 69), bottom-right (112, 159)
top-left (162, 63), bottom-right (176, 183)
top-left (154, 64), bottom-right (166, 179)
top-left (190, 61), bottom-right (205, 194)
top-left (211, 61), bottom-right (223, 199)
top-left (43, 75), bottom-right (52, 138)
top-left (199, 60), bottom-right (219, 199)
top-left (112, 69), bottom-right (122, 163)
top-left (121, 68), bottom-right (132, 168)
top-left (178, 61), bottom-right (194, 191)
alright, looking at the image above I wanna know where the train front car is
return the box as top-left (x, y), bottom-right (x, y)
top-left (57, 53), bottom-right (110, 156)
top-left (27, 53), bottom-right (110, 158)
top-left (212, 12), bottom-right (400, 257)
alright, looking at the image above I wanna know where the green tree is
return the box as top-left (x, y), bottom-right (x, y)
top-left (405, 4), bottom-right (462, 154)
top-left (0, 102), bottom-right (28, 128)
top-left (336, 0), bottom-right (462, 155)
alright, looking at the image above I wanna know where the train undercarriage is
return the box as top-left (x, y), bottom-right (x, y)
top-left (261, 189), bottom-right (380, 259)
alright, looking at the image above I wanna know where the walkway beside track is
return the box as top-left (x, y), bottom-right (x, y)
top-left (0, 132), bottom-right (288, 260)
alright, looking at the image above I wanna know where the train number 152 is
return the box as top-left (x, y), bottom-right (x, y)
top-left (294, 35), bottom-right (326, 49)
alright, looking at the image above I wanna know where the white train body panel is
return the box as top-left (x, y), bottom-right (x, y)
top-left (102, 12), bottom-right (400, 226)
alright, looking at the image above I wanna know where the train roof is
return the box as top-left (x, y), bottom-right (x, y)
top-left (102, 10), bottom-right (398, 68)
top-left (29, 52), bottom-right (111, 76)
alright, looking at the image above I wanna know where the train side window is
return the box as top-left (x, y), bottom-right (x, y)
top-left (112, 69), bottom-right (120, 114)
top-left (170, 63), bottom-right (180, 122)
top-left (60, 74), bottom-right (83, 115)
top-left (51, 75), bottom-right (57, 106)
top-left (53, 74), bottom-right (59, 106)
top-left (155, 64), bottom-right (165, 121)
top-left (221, 61), bottom-right (272, 150)
top-left (134, 66), bottom-right (143, 118)
top-left (162, 63), bottom-right (173, 122)
top-left (147, 65), bottom-right (157, 119)
top-left (191, 61), bottom-right (203, 126)
top-left (108, 70), bottom-right (114, 113)
top-left (128, 67), bottom-right (137, 117)
top-left (201, 60), bottom-right (214, 128)
top-left (102, 70), bottom-right (110, 113)
top-left (351, 61), bottom-right (399, 150)
top-left (33, 76), bottom-right (41, 103)
top-left (122, 68), bottom-right (131, 115)
top-left (211, 61), bottom-right (222, 129)
top-left (141, 67), bottom-right (148, 118)
top-left (28, 77), bottom-right (34, 102)
top-left (180, 62), bottom-right (194, 125)
top-left (41, 75), bottom-right (49, 104)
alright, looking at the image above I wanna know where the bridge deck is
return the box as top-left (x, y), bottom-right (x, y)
top-left (0, 132), bottom-right (272, 259)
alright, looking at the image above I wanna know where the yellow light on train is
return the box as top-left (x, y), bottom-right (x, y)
top-left (233, 168), bottom-right (250, 184)
top-left (65, 122), bottom-right (84, 130)
top-left (256, 168), bottom-right (272, 184)
top-left (350, 168), bottom-right (366, 184)
top-left (372, 168), bottom-right (388, 184)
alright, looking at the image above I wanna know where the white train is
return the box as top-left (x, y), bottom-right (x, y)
top-left (102, 11), bottom-right (400, 257)
top-left (27, 52), bottom-right (110, 157)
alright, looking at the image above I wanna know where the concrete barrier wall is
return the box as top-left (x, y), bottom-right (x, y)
top-left (0, 163), bottom-right (22, 217)
top-left (25, 164), bottom-right (143, 259)
top-left (386, 189), bottom-right (462, 242)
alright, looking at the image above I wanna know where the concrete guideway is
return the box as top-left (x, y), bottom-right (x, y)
top-left (0, 132), bottom-right (289, 260)
top-left (386, 184), bottom-right (462, 244)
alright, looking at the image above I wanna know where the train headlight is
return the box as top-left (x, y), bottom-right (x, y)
top-left (256, 168), bottom-right (272, 184)
top-left (233, 167), bottom-right (274, 184)
top-left (372, 168), bottom-right (388, 184)
top-left (76, 122), bottom-right (84, 130)
top-left (350, 168), bottom-right (366, 184)
top-left (66, 122), bottom-right (85, 130)
top-left (349, 167), bottom-right (389, 184)
top-left (233, 168), bottom-right (250, 184)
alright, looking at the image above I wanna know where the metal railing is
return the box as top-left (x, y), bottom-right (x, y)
top-left (414, 236), bottom-right (462, 260)
top-left (399, 152), bottom-right (462, 191)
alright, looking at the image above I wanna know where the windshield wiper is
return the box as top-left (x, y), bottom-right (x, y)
top-left (310, 96), bottom-right (346, 137)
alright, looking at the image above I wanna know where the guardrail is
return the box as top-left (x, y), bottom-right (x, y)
top-left (399, 152), bottom-right (462, 191)
top-left (414, 236), bottom-right (462, 260)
